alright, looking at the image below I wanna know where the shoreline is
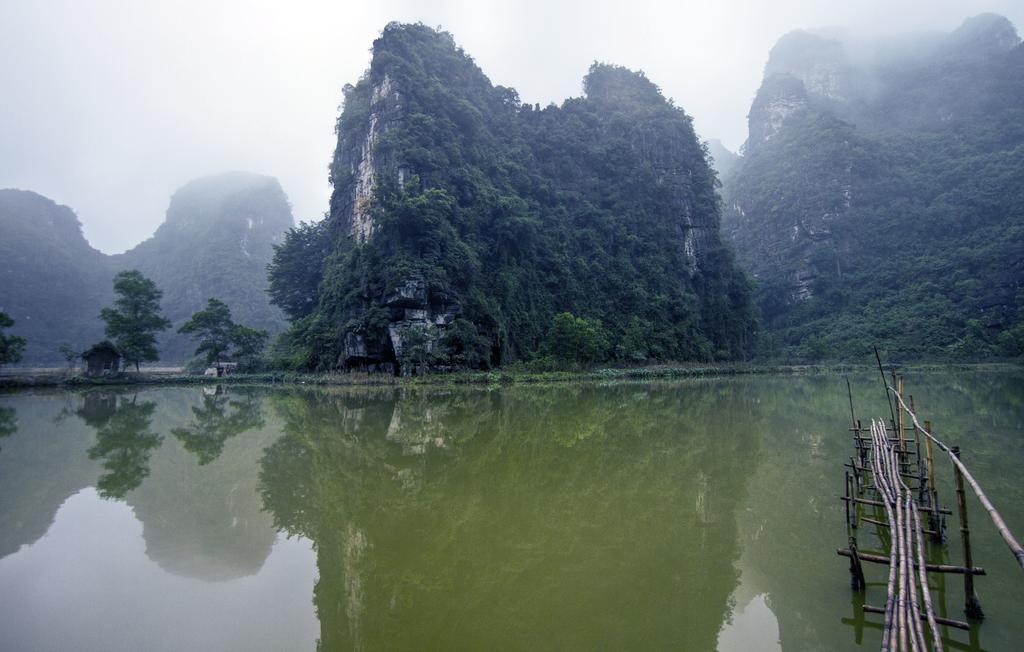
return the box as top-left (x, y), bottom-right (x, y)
top-left (1, 362), bottom-right (1019, 391)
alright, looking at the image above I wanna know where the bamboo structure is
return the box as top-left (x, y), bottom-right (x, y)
top-left (838, 369), bottom-right (1024, 650)
top-left (888, 388), bottom-right (1024, 570)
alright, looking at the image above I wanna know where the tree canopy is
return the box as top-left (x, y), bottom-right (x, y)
top-left (179, 298), bottom-right (269, 366)
top-left (270, 23), bottom-right (756, 371)
top-left (0, 312), bottom-right (26, 367)
top-left (99, 270), bottom-right (171, 371)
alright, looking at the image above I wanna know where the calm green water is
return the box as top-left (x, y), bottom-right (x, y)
top-left (0, 371), bottom-right (1021, 651)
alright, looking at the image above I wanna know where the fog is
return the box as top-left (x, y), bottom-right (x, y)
top-left (1, 0), bottom-right (1021, 253)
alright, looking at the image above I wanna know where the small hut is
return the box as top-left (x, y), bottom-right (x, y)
top-left (203, 361), bottom-right (238, 377)
top-left (82, 341), bottom-right (121, 376)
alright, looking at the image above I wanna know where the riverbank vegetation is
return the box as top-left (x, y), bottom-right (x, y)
top-left (2, 361), bottom-right (1019, 391)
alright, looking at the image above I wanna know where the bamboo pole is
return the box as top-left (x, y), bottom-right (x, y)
top-left (875, 346), bottom-right (897, 433)
top-left (849, 536), bottom-right (867, 590)
top-left (860, 516), bottom-right (939, 538)
top-left (847, 375), bottom-right (857, 428)
top-left (909, 395), bottom-right (925, 504)
top-left (861, 605), bottom-right (970, 631)
top-left (839, 495), bottom-right (951, 516)
top-left (846, 471), bottom-right (853, 528)
top-left (897, 375), bottom-right (907, 467)
top-left (952, 446), bottom-right (984, 620)
top-left (912, 500), bottom-right (943, 652)
top-left (870, 421), bottom-right (899, 651)
top-left (891, 388), bottom-right (1024, 570)
top-left (836, 550), bottom-right (985, 575)
top-left (923, 419), bottom-right (941, 540)
top-left (904, 490), bottom-right (927, 650)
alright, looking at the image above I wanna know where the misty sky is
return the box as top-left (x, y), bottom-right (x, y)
top-left (2, 0), bottom-right (1022, 254)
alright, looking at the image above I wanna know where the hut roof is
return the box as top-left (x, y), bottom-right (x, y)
top-left (82, 340), bottom-right (120, 359)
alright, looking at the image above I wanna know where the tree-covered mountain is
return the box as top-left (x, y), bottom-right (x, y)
top-left (722, 14), bottom-right (1024, 360)
top-left (0, 190), bottom-right (111, 362)
top-left (115, 173), bottom-right (292, 361)
top-left (0, 172), bottom-right (292, 364)
top-left (270, 23), bottom-right (755, 372)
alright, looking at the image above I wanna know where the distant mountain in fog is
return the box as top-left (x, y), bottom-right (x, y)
top-left (0, 172), bottom-right (293, 364)
top-left (706, 139), bottom-right (740, 181)
top-left (722, 13), bottom-right (1024, 359)
top-left (0, 190), bottom-right (112, 362)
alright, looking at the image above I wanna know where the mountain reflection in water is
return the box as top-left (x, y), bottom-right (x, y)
top-left (0, 371), bottom-right (1021, 651)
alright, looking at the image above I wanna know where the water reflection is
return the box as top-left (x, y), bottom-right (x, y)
top-left (128, 388), bottom-right (275, 581)
top-left (1, 388), bottom-right (277, 582)
top-left (0, 404), bottom-right (15, 440)
top-left (0, 395), bottom-right (100, 558)
top-left (258, 384), bottom-right (761, 650)
top-left (172, 387), bottom-right (264, 465)
top-left (79, 392), bottom-right (162, 498)
top-left (0, 371), bottom-right (1021, 651)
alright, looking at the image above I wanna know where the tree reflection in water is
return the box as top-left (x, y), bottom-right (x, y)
top-left (259, 384), bottom-right (760, 650)
top-left (0, 406), bottom-right (16, 443)
top-left (79, 393), bottom-right (161, 499)
top-left (172, 386), bottom-right (264, 465)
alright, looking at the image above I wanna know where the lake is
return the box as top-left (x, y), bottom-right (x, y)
top-left (0, 370), bottom-right (1021, 650)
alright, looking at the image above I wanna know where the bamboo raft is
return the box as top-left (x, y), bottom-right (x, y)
top-left (839, 359), bottom-right (1023, 651)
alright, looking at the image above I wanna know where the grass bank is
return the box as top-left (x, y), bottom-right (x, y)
top-left (3, 361), bottom-right (1018, 391)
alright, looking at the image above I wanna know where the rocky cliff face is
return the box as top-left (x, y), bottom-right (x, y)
top-left (331, 74), bottom-right (406, 244)
top-left (328, 65), bottom-right (457, 370)
top-left (746, 74), bottom-right (810, 148)
top-left (722, 14), bottom-right (1024, 358)
top-left (730, 71), bottom-right (856, 307)
top-left (763, 30), bottom-right (850, 102)
top-left (285, 23), bottom-right (754, 372)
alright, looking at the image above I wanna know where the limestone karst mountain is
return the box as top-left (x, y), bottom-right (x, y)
top-left (722, 14), bottom-right (1024, 359)
top-left (269, 22), bottom-right (756, 371)
top-left (0, 172), bottom-right (293, 364)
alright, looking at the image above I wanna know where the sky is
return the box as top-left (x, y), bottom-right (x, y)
top-left (1, 0), bottom-right (1022, 253)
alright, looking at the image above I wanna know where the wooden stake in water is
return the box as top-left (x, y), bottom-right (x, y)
top-left (952, 446), bottom-right (984, 620)
top-left (896, 375), bottom-right (906, 466)
top-left (924, 419), bottom-right (940, 539)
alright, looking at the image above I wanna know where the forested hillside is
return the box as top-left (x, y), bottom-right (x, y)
top-left (0, 173), bottom-right (292, 364)
top-left (723, 14), bottom-right (1024, 360)
top-left (115, 173), bottom-right (292, 361)
top-left (0, 190), bottom-right (110, 362)
top-left (270, 23), bottom-right (755, 372)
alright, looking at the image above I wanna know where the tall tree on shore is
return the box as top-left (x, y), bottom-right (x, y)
top-left (179, 298), bottom-right (233, 365)
top-left (99, 270), bottom-right (171, 372)
top-left (0, 312), bottom-right (26, 367)
top-left (180, 298), bottom-right (269, 367)
top-left (230, 324), bottom-right (269, 368)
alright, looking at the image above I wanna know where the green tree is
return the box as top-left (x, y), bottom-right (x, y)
top-left (179, 298), bottom-right (235, 365)
top-left (99, 271), bottom-right (171, 372)
top-left (58, 343), bottom-right (78, 371)
top-left (997, 323), bottom-right (1024, 358)
top-left (0, 312), bottom-right (26, 367)
top-left (180, 298), bottom-right (267, 366)
top-left (267, 221), bottom-right (330, 320)
top-left (543, 312), bottom-right (610, 366)
top-left (231, 324), bottom-right (269, 368)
